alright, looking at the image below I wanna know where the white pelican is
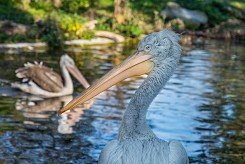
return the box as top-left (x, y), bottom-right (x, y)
top-left (58, 29), bottom-right (189, 163)
top-left (12, 54), bottom-right (90, 98)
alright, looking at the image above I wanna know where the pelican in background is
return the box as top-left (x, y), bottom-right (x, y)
top-left (12, 54), bottom-right (90, 98)
top-left (58, 29), bottom-right (189, 163)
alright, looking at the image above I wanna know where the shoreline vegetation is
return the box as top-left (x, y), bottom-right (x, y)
top-left (0, 0), bottom-right (244, 50)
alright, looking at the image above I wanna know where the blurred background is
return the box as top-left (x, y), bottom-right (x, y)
top-left (0, 0), bottom-right (244, 46)
top-left (0, 0), bottom-right (244, 163)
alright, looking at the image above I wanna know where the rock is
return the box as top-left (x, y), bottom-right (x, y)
top-left (164, 18), bottom-right (185, 30)
top-left (84, 20), bottom-right (98, 30)
top-left (0, 21), bottom-right (29, 35)
top-left (0, 42), bottom-right (47, 53)
top-left (161, 2), bottom-right (208, 26)
top-left (64, 37), bottom-right (115, 46)
top-left (205, 19), bottom-right (245, 40)
top-left (95, 31), bottom-right (125, 42)
top-left (65, 31), bottom-right (125, 46)
top-left (0, 43), bottom-right (46, 49)
top-left (179, 35), bottom-right (192, 45)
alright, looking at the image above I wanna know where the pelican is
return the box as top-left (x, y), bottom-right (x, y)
top-left (12, 54), bottom-right (90, 98)
top-left (58, 29), bottom-right (189, 163)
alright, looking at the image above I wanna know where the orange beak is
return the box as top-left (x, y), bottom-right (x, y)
top-left (67, 65), bottom-right (90, 89)
top-left (58, 51), bottom-right (154, 115)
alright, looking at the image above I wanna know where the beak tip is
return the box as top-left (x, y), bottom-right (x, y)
top-left (57, 110), bottom-right (62, 115)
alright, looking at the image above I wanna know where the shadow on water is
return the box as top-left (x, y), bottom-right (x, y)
top-left (0, 41), bottom-right (244, 163)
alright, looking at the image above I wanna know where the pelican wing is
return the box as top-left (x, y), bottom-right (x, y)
top-left (15, 62), bottom-right (64, 92)
top-left (44, 71), bottom-right (64, 89)
top-left (169, 140), bottom-right (189, 164)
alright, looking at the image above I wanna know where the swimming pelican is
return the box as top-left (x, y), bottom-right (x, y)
top-left (12, 54), bottom-right (90, 98)
top-left (58, 29), bottom-right (189, 163)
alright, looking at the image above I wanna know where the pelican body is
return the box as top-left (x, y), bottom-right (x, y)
top-left (12, 54), bottom-right (89, 98)
top-left (58, 29), bottom-right (189, 163)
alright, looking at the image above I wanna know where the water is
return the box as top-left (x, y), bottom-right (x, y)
top-left (0, 40), bottom-right (244, 163)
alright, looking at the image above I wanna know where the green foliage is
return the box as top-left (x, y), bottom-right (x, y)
top-left (62, 0), bottom-right (92, 13)
top-left (129, 0), bottom-right (167, 16)
top-left (52, 11), bottom-right (94, 40)
top-left (39, 13), bottom-right (94, 47)
top-left (115, 20), bottom-right (142, 37)
top-left (184, 22), bottom-right (200, 31)
top-left (40, 16), bottom-right (64, 48)
top-left (96, 17), bottom-right (112, 31)
top-left (0, 27), bottom-right (38, 43)
top-left (96, 18), bottom-right (141, 37)
top-left (175, 0), bottom-right (233, 26)
top-left (29, 0), bottom-right (54, 12)
top-left (79, 30), bottom-right (95, 40)
top-left (129, 0), bottom-right (243, 29)
top-left (230, 1), bottom-right (245, 10)
top-left (205, 5), bottom-right (231, 26)
top-left (0, 0), bottom-right (22, 8)
top-left (0, 33), bottom-right (26, 43)
top-left (55, 12), bottom-right (85, 29)
top-left (0, 0), bottom-right (34, 24)
top-left (95, 0), bottom-right (114, 8)
top-left (0, 0), bottom-right (244, 46)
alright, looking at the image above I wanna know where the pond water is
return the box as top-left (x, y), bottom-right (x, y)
top-left (0, 40), bottom-right (244, 163)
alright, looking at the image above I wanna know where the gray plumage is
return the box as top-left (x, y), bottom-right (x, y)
top-left (99, 29), bottom-right (189, 164)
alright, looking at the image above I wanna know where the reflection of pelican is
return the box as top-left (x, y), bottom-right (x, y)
top-left (16, 95), bottom-right (94, 134)
top-left (58, 29), bottom-right (188, 163)
top-left (12, 54), bottom-right (89, 98)
top-left (58, 98), bottom-right (94, 134)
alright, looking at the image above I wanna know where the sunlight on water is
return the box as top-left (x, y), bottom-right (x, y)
top-left (0, 41), bottom-right (244, 163)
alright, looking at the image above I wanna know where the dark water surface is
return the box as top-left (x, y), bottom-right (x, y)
top-left (0, 40), bottom-right (244, 163)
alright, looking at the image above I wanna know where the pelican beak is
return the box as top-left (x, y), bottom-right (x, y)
top-left (67, 65), bottom-right (90, 89)
top-left (58, 51), bottom-right (154, 115)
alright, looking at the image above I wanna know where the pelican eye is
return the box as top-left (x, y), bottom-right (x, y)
top-left (144, 45), bottom-right (151, 52)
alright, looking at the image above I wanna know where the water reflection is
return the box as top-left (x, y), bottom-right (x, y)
top-left (15, 95), bottom-right (94, 134)
top-left (0, 41), bottom-right (244, 163)
top-left (194, 42), bottom-right (245, 163)
top-left (0, 94), bottom-right (96, 163)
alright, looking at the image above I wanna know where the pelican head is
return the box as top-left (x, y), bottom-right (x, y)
top-left (58, 29), bottom-right (181, 114)
top-left (137, 30), bottom-right (181, 66)
top-left (60, 54), bottom-right (90, 89)
top-left (60, 54), bottom-right (76, 67)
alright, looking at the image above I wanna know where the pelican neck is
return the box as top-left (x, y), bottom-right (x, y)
top-left (60, 64), bottom-right (73, 90)
top-left (118, 58), bottom-right (179, 141)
